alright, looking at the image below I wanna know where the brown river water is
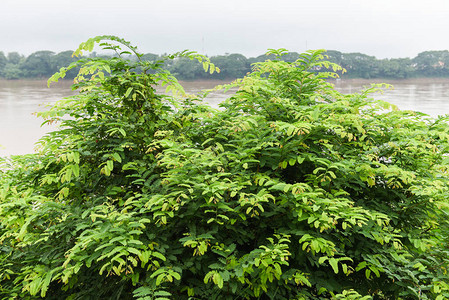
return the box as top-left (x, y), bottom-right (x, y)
top-left (1, 78), bottom-right (449, 156)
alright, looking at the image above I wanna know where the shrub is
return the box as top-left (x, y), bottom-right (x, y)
top-left (1, 36), bottom-right (448, 299)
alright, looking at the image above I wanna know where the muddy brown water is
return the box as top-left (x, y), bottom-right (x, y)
top-left (1, 78), bottom-right (449, 156)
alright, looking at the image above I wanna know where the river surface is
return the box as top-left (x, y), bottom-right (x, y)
top-left (1, 78), bottom-right (449, 156)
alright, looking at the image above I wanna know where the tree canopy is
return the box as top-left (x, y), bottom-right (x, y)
top-left (0, 36), bottom-right (449, 299)
top-left (3, 46), bottom-right (449, 80)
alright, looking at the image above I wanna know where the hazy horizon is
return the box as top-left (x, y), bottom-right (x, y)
top-left (1, 46), bottom-right (448, 61)
top-left (1, 0), bottom-right (449, 59)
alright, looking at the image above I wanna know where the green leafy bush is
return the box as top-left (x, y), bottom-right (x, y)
top-left (1, 36), bottom-right (449, 299)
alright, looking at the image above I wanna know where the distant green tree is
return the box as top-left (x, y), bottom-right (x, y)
top-left (340, 53), bottom-right (380, 78)
top-left (21, 50), bottom-right (55, 78)
top-left (0, 51), bottom-right (6, 75)
top-left (51, 51), bottom-right (79, 79)
top-left (280, 51), bottom-right (300, 62)
top-left (377, 58), bottom-right (414, 79)
top-left (413, 50), bottom-right (449, 77)
top-left (211, 54), bottom-right (248, 79)
top-left (141, 53), bottom-right (160, 62)
top-left (325, 50), bottom-right (344, 65)
top-left (169, 57), bottom-right (205, 80)
top-left (7, 52), bottom-right (23, 65)
top-left (248, 53), bottom-right (277, 66)
top-left (2, 63), bottom-right (22, 79)
top-left (321, 50), bottom-right (346, 77)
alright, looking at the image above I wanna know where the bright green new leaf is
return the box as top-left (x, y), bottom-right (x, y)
top-left (329, 258), bottom-right (339, 274)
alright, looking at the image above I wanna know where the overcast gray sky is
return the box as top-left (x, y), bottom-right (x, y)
top-left (1, 0), bottom-right (448, 59)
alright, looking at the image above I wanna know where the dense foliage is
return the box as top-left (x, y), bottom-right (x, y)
top-left (325, 50), bottom-right (449, 79)
top-left (1, 36), bottom-right (449, 299)
top-left (166, 50), bottom-right (449, 80)
top-left (0, 50), bottom-right (80, 80)
top-left (3, 46), bottom-right (449, 80)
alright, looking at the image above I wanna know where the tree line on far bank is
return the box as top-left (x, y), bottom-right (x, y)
top-left (1, 48), bottom-right (449, 80)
